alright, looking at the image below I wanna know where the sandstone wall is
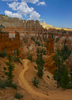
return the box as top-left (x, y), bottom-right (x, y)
top-left (0, 31), bottom-right (21, 56)
top-left (46, 34), bottom-right (54, 55)
top-left (0, 15), bottom-right (48, 35)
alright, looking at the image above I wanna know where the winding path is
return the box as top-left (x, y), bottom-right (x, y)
top-left (18, 59), bottom-right (51, 99)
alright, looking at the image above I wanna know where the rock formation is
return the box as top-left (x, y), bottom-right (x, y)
top-left (44, 33), bottom-right (55, 73)
top-left (0, 31), bottom-right (25, 59)
top-left (0, 15), bottom-right (48, 35)
top-left (46, 34), bottom-right (54, 55)
top-left (0, 31), bottom-right (20, 52)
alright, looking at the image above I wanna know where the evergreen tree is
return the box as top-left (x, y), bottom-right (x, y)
top-left (61, 68), bottom-right (70, 89)
top-left (53, 49), bottom-right (70, 88)
top-left (0, 24), bottom-right (5, 31)
top-left (61, 43), bottom-right (71, 61)
top-left (17, 48), bottom-right (19, 57)
top-left (5, 55), bottom-right (14, 85)
top-left (52, 33), bottom-right (53, 38)
top-left (36, 53), bottom-right (44, 78)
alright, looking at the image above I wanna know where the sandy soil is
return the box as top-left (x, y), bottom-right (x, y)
top-left (18, 59), bottom-right (52, 100)
top-left (0, 58), bottom-right (72, 100)
top-left (19, 59), bottom-right (72, 100)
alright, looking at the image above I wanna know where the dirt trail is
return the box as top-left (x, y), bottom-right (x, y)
top-left (18, 59), bottom-right (52, 99)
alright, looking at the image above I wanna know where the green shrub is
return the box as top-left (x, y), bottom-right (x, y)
top-left (47, 75), bottom-right (50, 79)
top-left (0, 49), bottom-right (7, 58)
top-left (32, 77), bottom-right (40, 88)
top-left (13, 56), bottom-right (22, 65)
top-left (41, 49), bottom-right (46, 55)
top-left (34, 66), bottom-right (37, 70)
top-left (37, 65), bottom-right (44, 78)
top-left (0, 24), bottom-right (5, 31)
top-left (56, 38), bottom-right (59, 42)
top-left (0, 80), bottom-right (6, 88)
top-left (14, 92), bottom-right (23, 99)
top-left (23, 39), bottom-right (27, 43)
top-left (3, 67), bottom-right (7, 70)
top-left (0, 79), bottom-right (10, 88)
top-left (35, 41), bottom-right (40, 46)
top-left (17, 48), bottom-right (19, 57)
top-left (11, 82), bottom-right (18, 89)
top-left (62, 31), bottom-right (66, 33)
top-left (1, 75), bottom-right (4, 78)
top-left (0, 79), bottom-right (17, 89)
top-left (31, 37), bottom-right (35, 42)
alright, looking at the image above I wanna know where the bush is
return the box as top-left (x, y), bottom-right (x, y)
top-left (23, 39), bottom-right (27, 43)
top-left (17, 48), bottom-right (19, 57)
top-left (35, 41), bottom-right (40, 46)
top-left (3, 67), bottom-right (7, 70)
top-left (0, 24), bottom-right (5, 31)
top-left (0, 79), bottom-right (10, 88)
top-left (37, 65), bottom-right (44, 78)
top-left (34, 66), bottom-right (37, 70)
top-left (14, 92), bottom-right (23, 99)
top-left (11, 82), bottom-right (18, 89)
top-left (47, 75), bottom-right (50, 79)
top-left (41, 49), bottom-right (46, 55)
top-left (13, 56), bottom-right (22, 65)
top-left (0, 79), bottom-right (17, 89)
top-left (32, 77), bottom-right (40, 88)
top-left (0, 49), bottom-right (7, 58)
top-left (0, 79), bottom-right (6, 88)
top-left (1, 75), bottom-right (4, 78)
top-left (31, 37), bottom-right (35, 42)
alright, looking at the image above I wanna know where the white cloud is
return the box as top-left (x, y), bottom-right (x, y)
top-left (17, 2), bottom-right (34, 16)
top-left (22, 0), bottom-right (39, 4)
top-left (8, 2), bottom-right (20, 10)
top-left (29, 11), bottom-right (40, 20)
top-left (8, 2), bottom-right (34, 16)
top-left (4, 1), bottom-right (41, 20)
top-left (2, 0), bottom-right (18, 1)
top-left (4, 10), bottom-right (22, 18)
top-left (37, 1), bottom-right (46, 6)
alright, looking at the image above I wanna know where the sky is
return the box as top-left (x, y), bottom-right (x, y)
top-left (0, 0), bottom-right (72, 28)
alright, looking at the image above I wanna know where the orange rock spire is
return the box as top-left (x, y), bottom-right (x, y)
top-left (46, 33), bottom-right (54, 55)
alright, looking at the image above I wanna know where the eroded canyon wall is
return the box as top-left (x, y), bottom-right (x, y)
top-left (0, 15), bottom-right (47, 34)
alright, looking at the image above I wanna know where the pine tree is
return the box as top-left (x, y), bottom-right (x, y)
top-left (5, 55), bottom-right (15, 85)
top-left (61, 43), bottom-right (71, 61)
top-left (53, 49), bottom-right (63, 87)
top-left (36, 54), bottom-right (44, 78)
top-left (17, 48), bottom-right (19, 57)
top-left (53, 49), bottom-right (70, 89)
top-left (0, 24), bottom-right (5, 31)
top-left (61, 68), bottom-right (70, 89)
